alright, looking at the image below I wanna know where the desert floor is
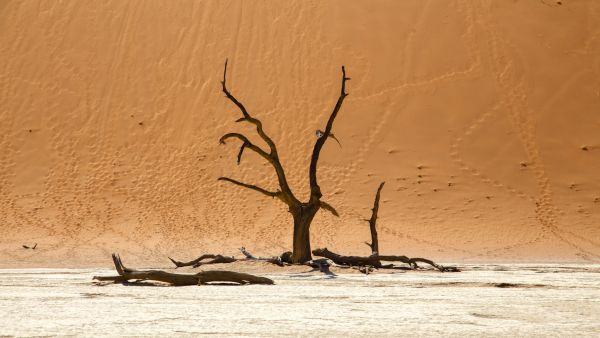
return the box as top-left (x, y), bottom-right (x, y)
top-left (1, 264), bottom-right (599, 336)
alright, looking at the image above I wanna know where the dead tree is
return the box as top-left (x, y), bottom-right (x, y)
top-left (218, 60), bottom-right (350, 263)
top-left (94, 254), bottom-right (274, 286)
top-left (313, 182), bottom-right (459, 272)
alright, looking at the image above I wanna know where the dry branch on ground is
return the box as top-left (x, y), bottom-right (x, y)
top-left (167, 248), bottom-right (290, 269)
top-left (93, 254), bottom-right (274, 286)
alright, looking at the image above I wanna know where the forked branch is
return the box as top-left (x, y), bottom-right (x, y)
top-left (309, 66), bottom-right (350, 201)
top-left (219, 133), bottom-right (270, 162)
top-left (221, 60), bottom-right (278, 154)
top-left (220, 59), bottom-right (295, 200)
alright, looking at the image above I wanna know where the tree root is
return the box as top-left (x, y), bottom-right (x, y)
top-left (94, 254), bottom-right (274, 286)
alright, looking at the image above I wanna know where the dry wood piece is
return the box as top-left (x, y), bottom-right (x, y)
top-left (168, 254), bottom-right (236, 268)
top-left (307, 258), bottom-right (335, 276)
top-left (313, 182), bottom-right (459, 273)
top-left (94, 254), bottom-right (274, 286)
top-left (168, 248), bottom-right (290, 269)
top-left (239, 247), bottom-right (287, 266)
top-left (219, 59), bottom-right (349, 263)
top-left (365, 182), bottom-right (384, 255)
top-left (312, 248), bottom-right (457, 272)
top-left (312, 248), bottom-right (382, 268)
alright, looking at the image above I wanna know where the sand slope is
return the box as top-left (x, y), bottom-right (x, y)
top-left (1, 0), bottom-right (599, 267)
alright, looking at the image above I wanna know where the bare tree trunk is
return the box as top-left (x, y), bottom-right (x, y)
top-left (291, 204), bottom-right (319, 263)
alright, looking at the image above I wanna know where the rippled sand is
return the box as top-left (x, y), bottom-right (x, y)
top-left (1, 265), bottom-right (599, 337)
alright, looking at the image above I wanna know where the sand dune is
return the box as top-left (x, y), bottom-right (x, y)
top-left (1, 0), bottom-right (599, 267)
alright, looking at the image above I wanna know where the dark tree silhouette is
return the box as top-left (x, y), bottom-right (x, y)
top-left (218, 60), bottom-right (349, 263)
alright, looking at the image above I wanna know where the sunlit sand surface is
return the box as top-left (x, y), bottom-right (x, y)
top-left (1, 265), bottom-right (598, 336)
top-left (2, 1), bottom-right (600, 265)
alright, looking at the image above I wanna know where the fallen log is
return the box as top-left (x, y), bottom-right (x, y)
top-left (312, 248), bottom-right (457, 272)
top-left (377, 255), bottom-right (459, 272)
top-left (312, 248), bottom-right (382, 268)
top-left (94, 254), bottom-right (274, 286)
top-left (168, 254), bottom-right (236, 268)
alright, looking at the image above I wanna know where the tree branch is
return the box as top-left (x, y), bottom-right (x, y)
top-left (366, 182), bottom-right (385, 255)
top-left (320, 201), bottom-right (339, 217)
top-left (218, 177), bottom-right (280, 198)
top-left (221, 60), bottom-right (278, 155)
top-left (168, 254), bottom-right (236, 268)
top-left (219, 133), bottom-right (271, 161)
top-left (94, 254), bottom-right (274, 286)
top-left (309, 66), bottom-right (350, 201)
top-left (237, 141), bottom-right (249, 165)
top-left (221, 59), bottom-right (295, 202)
top-left (221, 59), bottom-right (251, 119)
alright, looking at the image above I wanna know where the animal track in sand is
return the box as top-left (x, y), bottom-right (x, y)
top-left (457, 2), bottom-right (600, 259)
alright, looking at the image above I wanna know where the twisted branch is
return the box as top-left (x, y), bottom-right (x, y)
top-left (168, 254), bottom-right (236, 268)
top-left (220, 59), bottom-right (295, 201)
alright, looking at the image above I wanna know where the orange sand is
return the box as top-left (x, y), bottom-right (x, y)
top-left (1, 1), bottom-right (599, 268)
